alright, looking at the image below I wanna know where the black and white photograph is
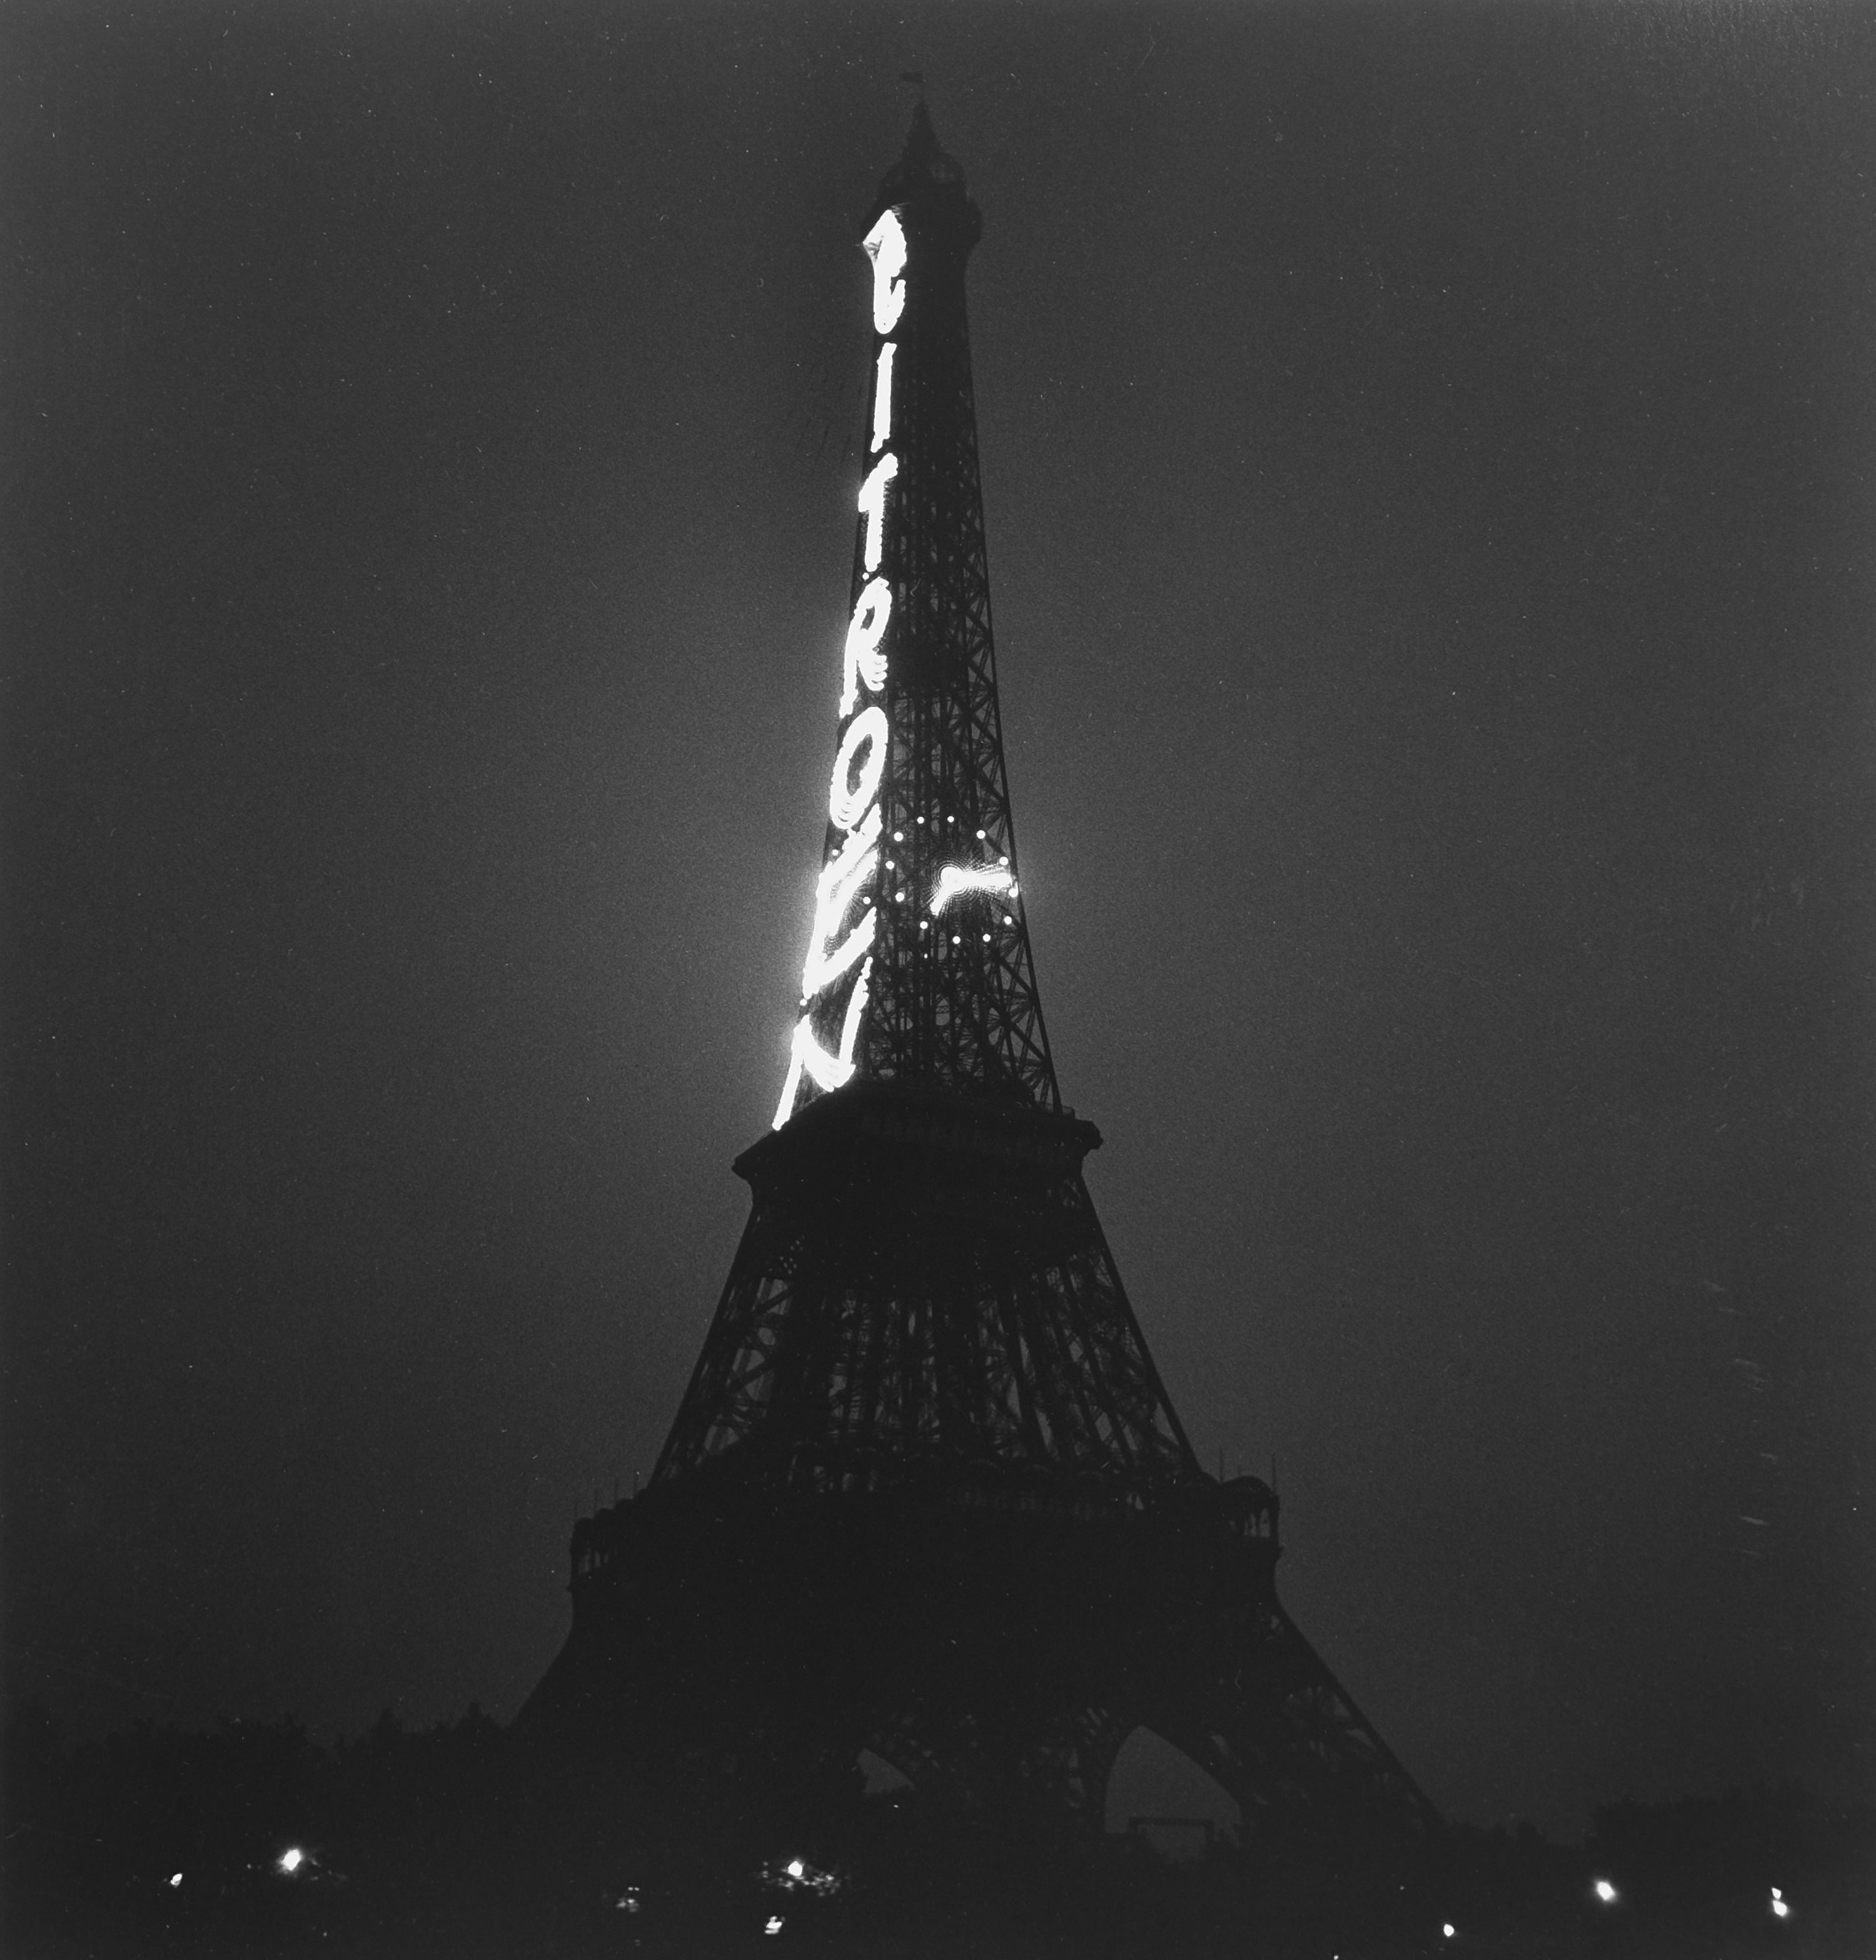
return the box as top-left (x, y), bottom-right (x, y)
top-left (4, 3), bottom-right (1872, 1952)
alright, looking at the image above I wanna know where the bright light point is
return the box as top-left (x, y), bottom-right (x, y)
top-left (1442, 1927), bottom-right (1455, 1941)
top-left (1003, 913), bottom-right (1013, 924)
top-left (278, 1848), bottom-right (305, 1875)
top-left (862, 208), bottom-right (907, 333)
top-left (169, 1873), bottom-right (183, 1888)
top-left (786, 1859), bottom-right (805, 1879)
top-left (857, 451), bottom-right (898, 572)
top-left (765, 1916), bottom-right (785, 1936)
top-left (1772, 1896), bottom-right (1790, 1920)
top-left (930, 863), bottom-right (1017, 914)
top-left (976, 828), bottom-right (986, 838)
top-left (981, 933), bottom-right (990, 942)
top-left (1593, 1879), bottom-right (1617, 1904)
top-left (1771, 1888), bottom-right (1783, 1901)
top-left (892, 832), bottom-right (903, 842)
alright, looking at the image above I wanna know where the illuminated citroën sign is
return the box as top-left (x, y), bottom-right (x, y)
top-left (772, 205), bottom-right (906, 1125)
top-left (774, 198), bottom-right (1027, 1128)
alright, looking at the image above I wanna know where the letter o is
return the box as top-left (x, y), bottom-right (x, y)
top-left (829, 706), bottom-right (888, 831)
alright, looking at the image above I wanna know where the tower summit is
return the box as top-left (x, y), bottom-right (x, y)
top-left (525, 109), bottom-right (1434, 1844)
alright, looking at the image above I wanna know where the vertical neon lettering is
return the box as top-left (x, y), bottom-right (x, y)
top-left (862, 210), bottom-right (907, 334)
top-left (870, 343), bottom-right (897, 453)
top-left (839, 578), bottom-right (892, 716)
top-left (772, 957), bottom-right (874, 1127)
top-left (827, 705), bottom-right (889, 832)
top-left (776, 206), bottom-right (911, 1130)
top-left (800, 806), bottom-right (882, 997)
top-left (857, 453), bottom-right (898, 574)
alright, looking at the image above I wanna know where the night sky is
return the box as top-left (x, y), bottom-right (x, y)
top-left (6, 3), bottom-right (1872, 1839)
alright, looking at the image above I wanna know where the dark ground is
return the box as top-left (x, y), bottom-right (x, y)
top-left (4, 1703), bottom-right (1871, 1959)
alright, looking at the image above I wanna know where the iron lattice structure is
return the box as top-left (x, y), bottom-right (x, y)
top-left (524, 107), bottom-right (1436, 1848)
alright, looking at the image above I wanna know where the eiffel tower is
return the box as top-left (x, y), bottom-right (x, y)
top-left (524, 104), bottom-right (1434, 1847)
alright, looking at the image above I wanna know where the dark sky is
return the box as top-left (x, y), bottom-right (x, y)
top-left (5, 2), bottom-right (1872, 1838)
